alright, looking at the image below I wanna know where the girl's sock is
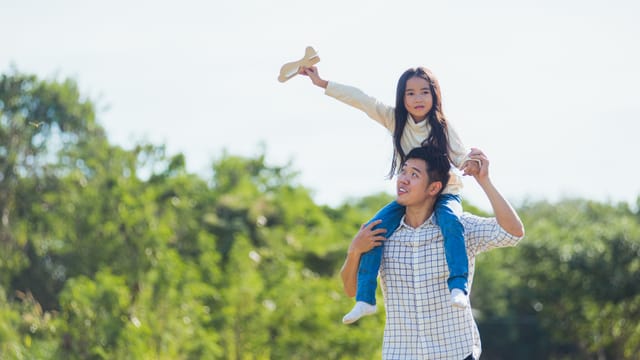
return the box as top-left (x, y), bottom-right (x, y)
top-left (342, 301), bottom-right (377, 324)
top-left (451, 288), bottom-right (469, 308)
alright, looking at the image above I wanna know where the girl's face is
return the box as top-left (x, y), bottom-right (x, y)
top-left (403, 76), bottom-right (433, 122)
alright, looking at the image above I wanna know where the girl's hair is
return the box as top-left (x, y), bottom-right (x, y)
top-left (389, 67), bottom-right (449, 178)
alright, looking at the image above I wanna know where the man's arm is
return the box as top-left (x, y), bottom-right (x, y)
top-left (340, 251), bottom-right (362, 298)
top-left (340, 220), bottom-right (386, 297)
top-left (468, 148), bottom-right (525, 237)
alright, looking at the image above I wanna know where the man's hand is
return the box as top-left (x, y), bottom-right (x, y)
top-left (461, 147), bottom-right (487, 176)
top-left (341, 219), bottom-right (386, 297)
top-left (466, 147), bottom-right (490, 184)
top-left (348, 219), bottom-right (386, 256)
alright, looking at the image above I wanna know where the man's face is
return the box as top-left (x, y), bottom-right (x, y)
top-left (396, 158), bottom-right (434, 206)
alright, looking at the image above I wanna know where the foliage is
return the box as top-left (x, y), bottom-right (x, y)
top-left (1, 68), bottom-right (640, 359)
top-left (474, 200), bottom-right (640, 359)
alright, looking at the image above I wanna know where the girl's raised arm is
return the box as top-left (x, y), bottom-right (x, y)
top-left (299, 66), bottom-right (328, 89)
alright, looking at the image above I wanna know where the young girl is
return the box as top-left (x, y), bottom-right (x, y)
top-left (299, 65), bottom-right (477, 324)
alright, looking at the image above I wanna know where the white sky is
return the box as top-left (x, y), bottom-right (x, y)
top-left (2, 0), bottom-right (639, 211)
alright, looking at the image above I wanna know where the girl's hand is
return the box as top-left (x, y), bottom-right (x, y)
top-left (466, 147), bottom-right (490, 182)
top-left (461, 159), bottom-right (480, 176)
top-left (299, 66), bottom-right (328, 89)
top-left (461, 148), bottom-right (484, 176)
top-left (348, 220), bottom-right (386, 255)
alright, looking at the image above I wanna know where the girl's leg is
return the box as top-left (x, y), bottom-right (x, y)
top-left (355, 200), bottom-right (405, 304)
top-left (434, 194), bottom-right (469, 294)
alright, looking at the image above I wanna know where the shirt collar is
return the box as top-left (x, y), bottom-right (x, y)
top-left (398, 212), bottom-right (438, 231)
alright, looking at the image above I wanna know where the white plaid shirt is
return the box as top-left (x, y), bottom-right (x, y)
top-left (380, 212), bottom-right (523, 359)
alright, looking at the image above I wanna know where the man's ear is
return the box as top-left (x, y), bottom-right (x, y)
top-left (427, 181), bottom-right (443, 196)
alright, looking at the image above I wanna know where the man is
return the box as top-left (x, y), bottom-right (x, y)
top-left (340, 146), bottom-right (525, 360)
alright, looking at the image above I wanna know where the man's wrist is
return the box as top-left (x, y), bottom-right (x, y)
top-left (477, 177), bottom-right (495, 193)
top-left (347, 247), bottom-right (362, 257)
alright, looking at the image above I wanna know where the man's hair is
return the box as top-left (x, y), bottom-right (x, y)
top-left (405, 146), bottom-right (451, 196)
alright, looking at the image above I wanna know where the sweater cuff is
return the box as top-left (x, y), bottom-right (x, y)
top-left (324, 81), bottom-right (339, 97)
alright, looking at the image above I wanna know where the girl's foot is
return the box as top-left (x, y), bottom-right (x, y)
top-left (342, 301), bottom-right (377, 324)
top-left (451, 288), bottom-right (469, 308)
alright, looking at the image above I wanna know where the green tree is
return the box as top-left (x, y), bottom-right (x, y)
top-left (475, 199), bottom-right (640, 359)
top-left (5, 67), bottom-right (640, 359)
top-left (56, 270), bottom-right (130, 359)
top-left (1, 67), bottom-right (100, 290)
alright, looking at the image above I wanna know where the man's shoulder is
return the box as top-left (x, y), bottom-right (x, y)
top-left (460, 211), bottom-right (492, 221)
top-left (459, 212), bottom-right (498, 229)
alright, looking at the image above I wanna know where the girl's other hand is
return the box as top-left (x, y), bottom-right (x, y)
top-left (461, 148), bottom-right (483, 176)
top-left (461, 159), bottom-right (480, 176)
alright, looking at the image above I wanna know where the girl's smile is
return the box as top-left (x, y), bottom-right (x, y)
top-left (404, 76), bottom-right (433, 122)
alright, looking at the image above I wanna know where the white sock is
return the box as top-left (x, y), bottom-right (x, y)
top-left (451, 288), bottom-right (469, 308)
top-left (342, 301), bottom-right (377, 324)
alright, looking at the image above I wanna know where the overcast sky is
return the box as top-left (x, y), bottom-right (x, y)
top-left (2, 0), bottom-right (639, 211)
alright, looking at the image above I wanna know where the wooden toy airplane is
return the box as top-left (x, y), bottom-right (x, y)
top-left (278, 46), bottom-right (320, 83)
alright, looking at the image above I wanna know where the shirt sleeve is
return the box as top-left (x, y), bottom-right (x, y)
top-left (324, 81), bottom-right (396, 132)
top-left (462, 213), bottom-right (524, 257)
top-left (446, 121), bottom-right (471, 169)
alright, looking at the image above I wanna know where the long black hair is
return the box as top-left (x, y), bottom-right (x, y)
top-left (389, 67), bottom-right (449, 178)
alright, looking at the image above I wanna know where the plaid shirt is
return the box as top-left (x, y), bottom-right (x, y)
top-left (380, 212), bottom-right (523, 359)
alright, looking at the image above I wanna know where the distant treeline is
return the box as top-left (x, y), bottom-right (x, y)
top-left (1, 69), bottom-right (639, 359)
